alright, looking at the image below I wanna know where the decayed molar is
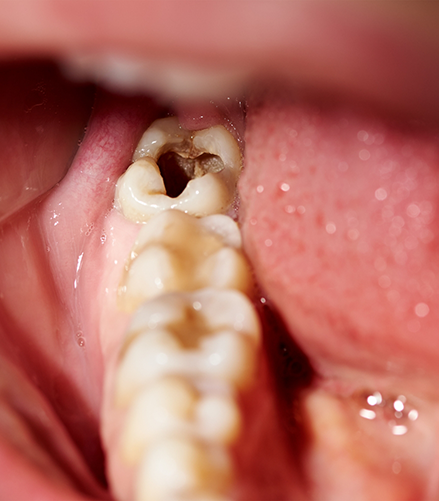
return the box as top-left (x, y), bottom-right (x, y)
top-left (115, 117), bottom-right (242, 222)
top-left (117, 210), bottom-right (253, 313)
top-left (114, 288), bottom-right (260, 407)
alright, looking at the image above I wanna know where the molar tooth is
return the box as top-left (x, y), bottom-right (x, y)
top-left (127, 288), bottom-right (260, 347)
top-left (116, 117), bottom-right (241, 221)
top-left (115, 289), bottom-right (260, 406)
top-left (135, 437), bottom-right (231, 501)
top-left (115, 325), bottom-right (257, 407)
top-left (133, 117), bottom-right (189, 161)
top-left (200, 330), bottom-right (257, 389)
top-left (118, 211), bottom-right (252, 312)
top-left (120, 377), bottom-right (198, 464)
top-left (115, 329), bottom-right (182, 407)
top-left (195, 395), bottom-right (241, 446)
top-left (120, 380), bottom-right (241, 465)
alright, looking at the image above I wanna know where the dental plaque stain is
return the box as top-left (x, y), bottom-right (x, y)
top-left (157, 151), bottom-right (224, 198)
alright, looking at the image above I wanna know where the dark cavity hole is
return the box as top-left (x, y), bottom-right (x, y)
top-left (157, 151), bottom-right (223, 198)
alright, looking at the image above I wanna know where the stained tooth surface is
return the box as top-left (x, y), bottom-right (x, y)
top-left (118, 211), bottom-right (253, 312)
top-left (116, 117), bottom-right (241, 221)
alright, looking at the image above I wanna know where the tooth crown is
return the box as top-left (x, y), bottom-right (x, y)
top-left (116, 117), bottom-right (242, 222)
top-left (118, 210), bottom-right (252, 313)
top-left (110, 119), bottom-right (257, 501)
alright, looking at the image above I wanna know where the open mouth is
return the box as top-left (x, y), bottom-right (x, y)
top-left (1, 5), bottom-right (439, 499)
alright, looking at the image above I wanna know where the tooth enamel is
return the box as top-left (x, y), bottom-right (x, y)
top-left (115, 117), bottom-right (241, 221)
top-left (118, 211), bottom-right (252, 312)
top-left (200, 330), bottom-right (257, 389)
top-left (132, 117), bottom-right (189, 161)
top-left (115, 329), bottom-right (182, 407)
top-left (120, 380), bottom-right (241, 465)
top-left (195, 395), bottom-right (241, 446)
top-left (116, 325), bottom-right (257, 407)
top-left (120, 377), bottom-right (198, 464)
top-left (135, 437), bottom-right (231, 501)
top-left (127, 289), bottom-right (260, 347)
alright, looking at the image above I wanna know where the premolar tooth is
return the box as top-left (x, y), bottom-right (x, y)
top-left (116, 117), bottom-right (241, 221)
top-left (118, 211), bottom-right (252, 312)
top-left (135, 437), bottom-right (231, 501)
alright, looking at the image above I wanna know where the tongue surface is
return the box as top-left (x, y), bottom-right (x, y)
top-left (240, 88), bottom-right (439, 389)
top-left (239, 89), bottom-right (439, 499)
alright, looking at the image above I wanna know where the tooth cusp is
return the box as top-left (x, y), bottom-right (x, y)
top-left (116, 117), bottom-right (241, 222)
top-left (120, 378), bottom-right (241, 465)
top-left (118, 211), bottom-right (253, 313)
top-left (135, 437), bottom-right (232, 501)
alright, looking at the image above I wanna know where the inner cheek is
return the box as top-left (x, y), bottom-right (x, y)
top-left (240, 91), bottom-right (439, 382)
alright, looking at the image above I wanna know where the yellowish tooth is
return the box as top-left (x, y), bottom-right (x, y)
top-left (118, 211), bottom-right (252, 313)
top-left (121, 244), bottom-right (185, 302)
top-left (199, 330), bottom-right (257, 389)
top-left (115, 329), bottom-right (182, 407)
top-left (195, 395), bottom-right (241, 446)
top-left (115, 326), bottom-right (257, 407)
top-left (120, 377), bottom-right (198, 464)
top-left (133, 117), bottom-right (187, 161)
top-left (197, 247), bottom-right (251, 293)
top-left (116, 117), bottom-right (241, 222)
top-left (120, 377), bottom-right (241, 466)
top-left (115, 288), bottom-right (260, 407)
top-left (135, 437), bottom-right (232, 501)
top-left (126, 288), bottom-right (260, 347)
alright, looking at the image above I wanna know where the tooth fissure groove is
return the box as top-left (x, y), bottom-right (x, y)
top-left (110, 117), bottom-right (256, 501)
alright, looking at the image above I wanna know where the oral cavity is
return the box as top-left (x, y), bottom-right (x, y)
top-left (105, 117), bottom-right (259, 501)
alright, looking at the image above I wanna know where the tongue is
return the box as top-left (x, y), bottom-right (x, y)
top-left (240, 88), bottom-right (439, 388)
top-left (239, 88), bottom-right (439, 498)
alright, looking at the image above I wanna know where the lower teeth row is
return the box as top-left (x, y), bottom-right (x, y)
top-left (110, 118), bottom-right (260, 501)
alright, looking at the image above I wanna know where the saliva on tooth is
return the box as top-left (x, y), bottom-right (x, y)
top-left (107, 117), bottom-right (260, 501)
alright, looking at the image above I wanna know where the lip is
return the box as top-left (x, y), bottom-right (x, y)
top-left (0, 2), bottom-right (439, 121)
